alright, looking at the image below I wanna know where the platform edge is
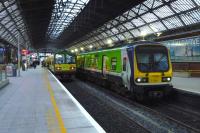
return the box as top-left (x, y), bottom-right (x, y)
top-left (48, 70), bottom-right (106, 133)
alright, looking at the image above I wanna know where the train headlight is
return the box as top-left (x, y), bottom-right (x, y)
top-left (70, 66), bottom-right (76, 70)
top-left (56, 67), bottom-right (61, 70)
top-left (137, 78), bottom-right (141, 82)
top-left (136, 77), bottom-right (148, 83)
top-left (162, 77), bottom-right (171, 82)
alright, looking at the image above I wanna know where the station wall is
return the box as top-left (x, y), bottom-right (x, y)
top-left (161, 36), bottom-right (200, 77)
top-left (161, 36), bottom-right (200, 62)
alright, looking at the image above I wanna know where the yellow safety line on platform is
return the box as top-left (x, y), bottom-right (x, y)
top-left (44, 71), bottom-right (67, 133)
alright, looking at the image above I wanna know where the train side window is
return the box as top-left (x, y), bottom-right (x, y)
top-left (111, 57), bottom-right (117, 71)
top-left (123, 57), bottom-right (126, 71)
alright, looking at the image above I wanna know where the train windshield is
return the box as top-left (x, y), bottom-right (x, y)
top-left (66, 54), bottom-right (75, 64)
top-left (136, 45), bottom-right (169, 72)
top-left (55, 54), bottom-right (65, 64)
top-left (55, 54), bottom-right (75, 64)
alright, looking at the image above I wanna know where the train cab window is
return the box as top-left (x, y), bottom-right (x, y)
top-left (123, 57), bottom-right (126, 71)
top-left (136, 45), bottom-right (169, 72)
top-left (111, 57), bottom-right (117, 71)
top-left (66, 54), bottom-right (75, 64)
top-left (55, 54), bottom-right (65, 64)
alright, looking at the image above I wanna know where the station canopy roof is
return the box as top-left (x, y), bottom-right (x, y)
top-left (1, 0), bottom-right (200, 52)
top-left (46, 0), bottom-right (90, 40)
top-left (68, 0), bottom-right (200, 52)
top-left (18, 0), bottom-right (145, 49)
top-left (0, 0), bottom-right (31, 48)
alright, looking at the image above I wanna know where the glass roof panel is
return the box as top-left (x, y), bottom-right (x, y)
top-left (144, 0), bottom-right (163, 8)
top-left (133, 4), bottom-right (148, 15)
top-left (7, 4), bottom-right (17, 12)
top-left (123, 22), bottom-right (134, 29)
top-left (141, 12), bottom-right (158, 23)
top-left (154, 5), bottom-right (174, 18)
top-left (110, 27), bottom-right (119, 34)
top-left (171, 0), bottom-right (195, 13)
top-left (106, 30), bottom-right (114, 36)
top-left (0, 0), bottom-right (31, 47)
top-left (123, 31), bottom-right (134, 38)
top-left (47, 0), bottom-right (90, 39)
top-left (0, 28), bottom-right (5, 35)
top-left (163, 16), bottom-right (183, 29)
top-left (131, 17), bottom-right (145, 27)
top-left (5, 21), bottom-right (13, 28)
top-left (127, 10), bottom-right (137, 18)
top-left (111, 20), bottom-right (119, 26)
top-left (0, 10), bottom-right (7, 20)
top-left (97, 34), bottom-right (104, 40)
top-left (117, 16), bottom-right (127, 22)
top-left (149, 21), bottom-right (166, 31)
top-left (180, 9), bottom-right (200, 25)
top-left (1, 18), bottom-right (9, 25)
top-left (117, 34), bottom-right (125, 40)
top-left (139, 25), bottom-right (154, 35)
top-left (111, 36), bottom-right (119, 42)
top-left (0, 3), bottom-right (3, 12)
top-left (193, 0), bottom-right (200, 5)
top-left (68, 0), bottom-right (200, 51)
top-left (101, 32), bottom-right (107, 38)
top-left (130, 29), bottom-right (141, 37)
top-left (117, 25), bottom-right (127, 32)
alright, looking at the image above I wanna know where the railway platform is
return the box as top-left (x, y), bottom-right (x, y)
top-left (172, 76), bottom-right (200, 95)
top-left (0, 67), bottom-right (105, 133)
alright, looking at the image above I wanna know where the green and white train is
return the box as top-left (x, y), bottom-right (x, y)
top-left (76, 41), bottom-right (173, 100)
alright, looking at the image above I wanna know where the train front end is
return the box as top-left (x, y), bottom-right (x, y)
top-left (134, 44), bottom-right (173, 99)
top-left (54, 53), bottom-right (76, 79)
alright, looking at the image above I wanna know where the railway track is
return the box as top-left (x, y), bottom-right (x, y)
top-left (110, 88), bottom-right (200, 133)
top-left (100, 86), bottom-right (200, 133)
top-left (63, 78), bottom-right (200, 133)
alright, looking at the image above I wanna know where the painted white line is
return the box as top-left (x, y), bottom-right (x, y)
top-left (48, 70), bottom-right (106, 133)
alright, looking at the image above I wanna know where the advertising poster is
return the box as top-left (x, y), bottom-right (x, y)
top-left (161, 36), bottom-right (200, 62)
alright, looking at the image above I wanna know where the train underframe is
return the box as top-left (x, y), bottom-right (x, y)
top-left (76, 69), bottom-right (173, 101)
top-left (54, 71), bottom-right (75, 80)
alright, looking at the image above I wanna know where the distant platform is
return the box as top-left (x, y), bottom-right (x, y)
top-left (0, 67), bottom-right (105, 133)
top-left (172, 76), bottom-right (200, 95)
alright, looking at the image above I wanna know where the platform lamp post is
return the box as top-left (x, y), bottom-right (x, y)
top-left (17, 33), bottom-right (21, 77)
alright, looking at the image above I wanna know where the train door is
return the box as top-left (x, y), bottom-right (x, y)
top-left (102, 55), bottom-right (108, 77)
top-left (121, 51), bottom-right (131, 91)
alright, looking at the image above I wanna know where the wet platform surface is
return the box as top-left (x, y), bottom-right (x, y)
top-left (0, 67), bottom-right (105, 133)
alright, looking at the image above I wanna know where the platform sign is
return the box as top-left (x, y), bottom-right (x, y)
top-left (21, 49), bottom-right (29, 55)
top-left (161, 36), bottom-right (200, 61)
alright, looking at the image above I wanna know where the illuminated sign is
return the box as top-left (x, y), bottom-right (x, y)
top-left (21, 49), bottom-right (29, 55)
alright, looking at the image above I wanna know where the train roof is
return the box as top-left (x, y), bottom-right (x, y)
top-left (55, 50), bottom-right (75, 56)
top-left (78, 41), bottom-right (164, 55)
